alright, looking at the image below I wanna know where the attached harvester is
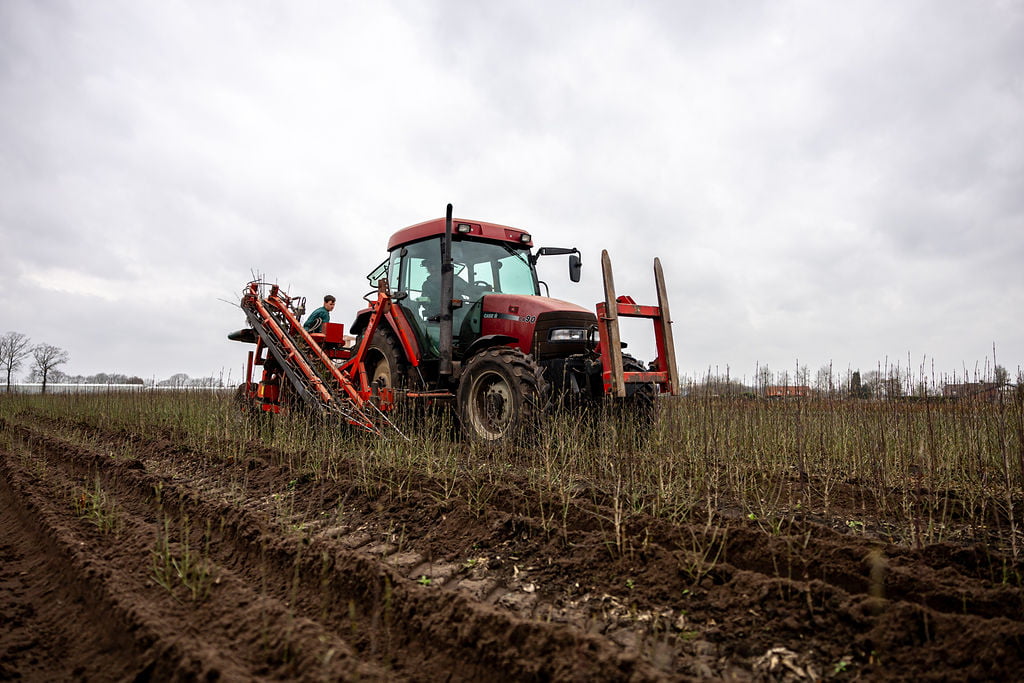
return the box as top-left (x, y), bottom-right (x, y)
top-left (229, 205), bottom-right (678, 442)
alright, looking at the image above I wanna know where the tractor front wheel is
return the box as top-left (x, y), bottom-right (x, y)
top-left (457, 347), bottom-right (548, 444)
top-left (365, 329), bottom-right (409, 393)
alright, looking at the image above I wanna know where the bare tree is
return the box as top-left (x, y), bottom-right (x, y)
top-left (862, 370), bottom-right (883, 399)
top-left (755, 365), bottom-right (772, 395)
top-left (883, 369), bottom-right (904, 399)
top-left (31, 343), bottom-right (69, 394)
top-left (161, 373), bottom-right (190, 388)
top-left (0, 332), bottom-right (33, 392)
top-left (814, 364), bottom-right (834, 396)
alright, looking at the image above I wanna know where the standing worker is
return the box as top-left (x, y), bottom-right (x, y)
top-left (303, 295), bottom-right (335, 332)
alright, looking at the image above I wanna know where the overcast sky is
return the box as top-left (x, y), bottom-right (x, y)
top-left (1, 1), bottom-right (1022, 386)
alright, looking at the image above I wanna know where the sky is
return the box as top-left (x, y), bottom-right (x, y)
top-left (1, 0), bottom-right (1022, 387)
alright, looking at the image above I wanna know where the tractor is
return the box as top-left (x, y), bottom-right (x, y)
top-left (229, 205), bottom-right (678, 442)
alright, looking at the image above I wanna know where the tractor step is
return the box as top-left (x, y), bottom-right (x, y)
top-left (406, 391), bottom-right (456, 400)
top-left (596, 250), bottom-right (679, 398)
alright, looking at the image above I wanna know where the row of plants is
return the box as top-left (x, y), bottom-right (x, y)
top-left (2, 384), bottom-right (1021, 557)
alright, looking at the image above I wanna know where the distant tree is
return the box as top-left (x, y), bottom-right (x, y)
top-left (849, 370), bottom-right (871, 399)
top-left (814, 364), bottom-right (834, 396)
top-left (883, 371), bottom-right (903, 399)
top-left (994, 365), bottom-right (1009, 386)
top-left (755, 365), bottom-right (772, 395)
top-left (862, 370), bottom-right (884, 399)
top-left (127, 376), bottom-right (144, 385)
top-left (160, 373), bottom-right (190, 388)
top-left (0, 332), bottom-right (33, 392)
top-left (692, 372), bottom-right (750, 397)
top-left (31, 343), bottom-right (69, 394)
top-left (795, 364), bottom-right (810, 387)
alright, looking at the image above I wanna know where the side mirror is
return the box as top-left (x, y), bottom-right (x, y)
top-left (569, 254), bottom-right (582, 283)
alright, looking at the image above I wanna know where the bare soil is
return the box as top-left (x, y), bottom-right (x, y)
top-left (1, 411), bottom-right (1022, 681)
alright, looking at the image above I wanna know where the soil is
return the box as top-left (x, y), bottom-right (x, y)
top-left (1, 411), bottom-right (1022, 681)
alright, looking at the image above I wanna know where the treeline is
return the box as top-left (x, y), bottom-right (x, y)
top-left (53, 372), bottom-right (146, 385)
top-left (154, 373), bottom-right (225, 388)
top-left (2, 329), bottom-right (224, 393)
top-left (1, 331), bottom-right (68, 393)
top-left (25, 371), bottom-right (224, 388)
top-left (683, 363), bottom-right (1019, 399)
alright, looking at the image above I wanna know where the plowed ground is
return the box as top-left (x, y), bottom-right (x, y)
top-left (1, 410), bottom-right (1022, 681)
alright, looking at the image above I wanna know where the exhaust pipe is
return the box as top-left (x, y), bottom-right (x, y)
top-left (439, 203), bottom-right (454, 378)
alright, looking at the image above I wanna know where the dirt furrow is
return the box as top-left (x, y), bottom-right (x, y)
top-left (0, 463), bottom-right (146, 681)
top-left (3, 420), bottom-right (668, 681)
top-left (18, 411), bottom-right (1022, 611)
top-left (4, 412), bottom-right (1024, 679)
top-left (0, 443), bottom-right (392, 681)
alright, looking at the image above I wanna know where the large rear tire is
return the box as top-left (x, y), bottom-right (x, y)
top-left (457, 347), bottom-right (548, 444)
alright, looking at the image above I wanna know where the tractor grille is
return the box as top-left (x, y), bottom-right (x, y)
top-left (532, 311), bottom-right (598, 360)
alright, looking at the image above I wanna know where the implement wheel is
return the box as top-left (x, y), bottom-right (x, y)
top-left (609, 355), bottom-right (658, 447)
top-left (457, 347), bottom-right (548, 444)
top-left (365, 329), bottom-right (409, 391)
top-left (232, 383), bottom-right (259, 420)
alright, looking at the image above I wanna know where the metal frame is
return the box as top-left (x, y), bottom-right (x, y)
top-left (240, 280), bottom-right (399, 434)
top-left (596, 250), bottom-right (680, 398)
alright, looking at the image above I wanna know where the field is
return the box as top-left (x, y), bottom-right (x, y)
top-left (1, 390), bottom-right (1022, 681)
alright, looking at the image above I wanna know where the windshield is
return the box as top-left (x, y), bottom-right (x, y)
top-left (452, 240), bottom-right (537, 295)
top-left (392, 237), bottom-right (539, 357)
top-left (397, 238), bottom-right (538, 300)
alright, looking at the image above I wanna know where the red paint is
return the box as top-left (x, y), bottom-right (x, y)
top-left (480, 294), bottom-right (591, 351)
top-left (388, 217), bottom-right (533, 250)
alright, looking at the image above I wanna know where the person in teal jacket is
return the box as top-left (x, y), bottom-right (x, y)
top-left (303, 295), bottom-right (335, 332)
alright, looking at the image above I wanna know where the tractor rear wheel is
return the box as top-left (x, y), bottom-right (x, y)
top-left (457, 347), bottom-right (548, 444)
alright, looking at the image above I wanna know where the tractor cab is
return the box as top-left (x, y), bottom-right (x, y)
top-left (365, 217), bottom-right (587, 364)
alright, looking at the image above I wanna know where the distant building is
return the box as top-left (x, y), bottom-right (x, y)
top-left (765, 385), bottom-right (811, 398)
top-left (942, 382), bottom-right (1003, 401)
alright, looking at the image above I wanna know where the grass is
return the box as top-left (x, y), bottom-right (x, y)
top-left (1, 379), bottom-right (1022, 558)
top-left (151, 513), bottom-right (215, 602)
top-left (73, 475), bottom-right (121, 535)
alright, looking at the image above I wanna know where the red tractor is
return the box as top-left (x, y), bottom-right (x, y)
top-left (229, 205), bottom-right (678, 442)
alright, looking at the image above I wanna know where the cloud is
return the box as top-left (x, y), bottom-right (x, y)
top-left (1, 0), bottom-right (1022, 383)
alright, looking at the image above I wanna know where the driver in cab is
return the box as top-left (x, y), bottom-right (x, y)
top-left (419, 259), bottom-right (486, 321)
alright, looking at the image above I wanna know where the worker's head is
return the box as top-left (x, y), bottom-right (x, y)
top-left (423, 258), bottom-right (439, 274)
top-left (324, 294), bottom-right (336, 311)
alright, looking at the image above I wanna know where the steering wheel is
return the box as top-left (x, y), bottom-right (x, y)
top-left (472, 280), bottom-right (494, 292)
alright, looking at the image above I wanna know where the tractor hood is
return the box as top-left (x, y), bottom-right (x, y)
top-left (475, 294), bottom-right (597, 357)
top-left (480, 294), bottom-right (593, 320)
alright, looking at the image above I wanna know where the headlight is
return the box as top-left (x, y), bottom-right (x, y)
top-left (548, 328), bottom-right (588, 342)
